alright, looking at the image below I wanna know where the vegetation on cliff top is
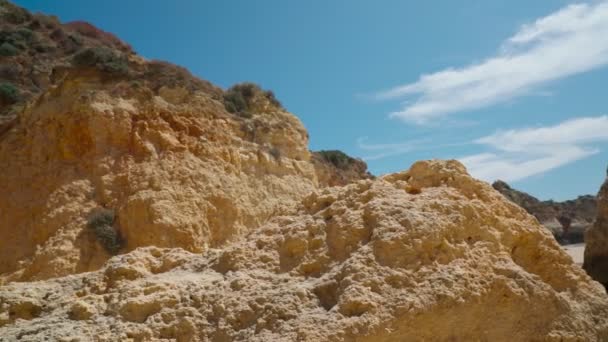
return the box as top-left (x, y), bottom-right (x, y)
top-left (72, 46), bottom-right (129, 75)
top-left (223, 82), bottom-right (283, 118)
top-left (0, 0), bottom-right (292, 127)
top-left (315, 150), bottom-right (359, 170)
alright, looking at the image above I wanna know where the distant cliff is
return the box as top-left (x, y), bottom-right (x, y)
top-left (584, 172), bottom-right (608, 289)
top-left (492, 180), bottom-right (596, 244)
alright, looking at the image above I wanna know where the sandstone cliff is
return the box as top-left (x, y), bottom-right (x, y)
top-left (2, 2), bottom-right (608, 341)
top-left (1, 160), bottom-right (607, 341)
top-left (0, 2), bottom-right (374, 283)
top-left (493, 180), bottom-right (596, 243)
top-left (0, 70), bottom-right (322, 283)
top-left (584, 174), bottom-right (608, 288)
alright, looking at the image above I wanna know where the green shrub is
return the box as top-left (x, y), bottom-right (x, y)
top-left (51, 31), bottom-right (81, 53)
top-left (316, 150), bottom-right (355, 170)
top-left (223, 82), bottom-right (283, 117)
top-left (0, 28), bottom-right (37, 54)
top-left (0, 42), bottom-right (18, 56)
top-left (0, 82), bottom-right (19, 104)
top-left (15, 28), bottom-right (34, 41)
top-left (264, 89), bottom-right (282, 108)
top-left (223, 83), bottom-right (255, 115)
top-left (29, 14), bottom-right (60, 30)
top-left (223, 90), bottom-right (249, 116)
top-left (144, 60), bottom-right (221, 97)
top-left (72, 47), bottom-right (129, 75)
top-left (87, 209), bottom-right (123, 255)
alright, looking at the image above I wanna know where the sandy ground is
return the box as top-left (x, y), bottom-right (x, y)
top-left (563, 243), bottom-right (585, 266)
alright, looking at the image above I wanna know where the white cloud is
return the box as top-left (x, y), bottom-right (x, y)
top-left (460, 116), bottom-right (608, 182)
top-left (357, 136), bottom-right (468, 161)
top-left (357, 137), bottom-right (428, 161)
top-left (377, 2), bottom-right (608, 124)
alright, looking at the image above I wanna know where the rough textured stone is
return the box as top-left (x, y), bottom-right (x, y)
top-left (0, 1), bottom-right (372, 284)
top-left (1, 160), bottom-right (607, 341)
top-left (2, 2), bottom-right (608, 340)
top-left (0, 71), bottom-right (321, 283)
top-left (493, 180), bottom-right (596, 243)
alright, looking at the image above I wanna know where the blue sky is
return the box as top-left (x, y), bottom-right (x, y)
top-left (14, 0), bottom-right (608, 200)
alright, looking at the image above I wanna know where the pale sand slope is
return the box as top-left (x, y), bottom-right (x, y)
top-left (563, 243), bottom-right (585, 265)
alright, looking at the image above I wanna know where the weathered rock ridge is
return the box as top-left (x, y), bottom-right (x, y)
top-left (1, 160), bottom-right (607, 341)
top-left (493, 180), bottom-right (596, 244)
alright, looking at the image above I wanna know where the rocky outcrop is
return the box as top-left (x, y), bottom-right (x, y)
top-left (584, 175), bottom-right (608, 288)
top-left (0, 2), bottom-right (375, 284)
top-left (1, 160), bottom-right (607, 341)
top-left (312, 150), bottom-right (373, 187)
top-left (493, 180), bottom-right (596, 243)
top-left (0, 69), bottom-right (323, 283)
top-left (0, 0), bottom-right (135, 132)
top-left (2, 2), bottom-right (608, 341)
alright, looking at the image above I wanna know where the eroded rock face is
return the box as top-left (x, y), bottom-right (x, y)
top-left (0, 72), bottom-right (320, 283)
top-left (493, 180), bottom-right (596, 243)
top-left (0, 1), bottom-right (374, 283)
top-left (1, 160), bottom-right (606, 341)
top-left (585, 175), bottom-right (608, 288)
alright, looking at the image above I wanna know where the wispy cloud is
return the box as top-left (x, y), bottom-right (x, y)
top-left (357, 137), bottom-right (468, 161)
top-left (460, 116), bottom-right (608, 182)
top-left (377, 2), bottom-right (608, 124)
top-left (357, 137), bottom-right (428, 161)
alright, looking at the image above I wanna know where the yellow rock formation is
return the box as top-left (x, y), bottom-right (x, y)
top-left (0, 72), bottom-right (318, 283)
top-left (1, 160), bottom-right (607, 341)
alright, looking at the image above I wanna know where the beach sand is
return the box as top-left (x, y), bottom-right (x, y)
top-left (563, 243), bottom-right (585, 266)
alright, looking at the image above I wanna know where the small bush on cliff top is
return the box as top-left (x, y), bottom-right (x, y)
top-left (316, 150), bottom-right (355, 170)
top-left (0, 28), bottom-right (36, 51)
top-left (72, 47), bottom-right (129, 76)
top-left (29, 13), bottom-right (60, 31)
top-left (87, 209), bottom-right (123, 255)
top-left (223, 82), bottom-right (283, 117)
top-left (65, 21), bottom-right (133, 53)
top-left (0, 82), bottom-right (19, 105)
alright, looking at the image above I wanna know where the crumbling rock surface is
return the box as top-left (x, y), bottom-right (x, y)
top-left (1, 160), bottom-right (607, 341)
top-left (1, 2), bottom-right (608, 340)
top-left (493, 180), bottom-right (596, 243)
top-left (0, 1), bottom-right (375, 284)
top-left (0, 71), bottom-right (319, 283)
